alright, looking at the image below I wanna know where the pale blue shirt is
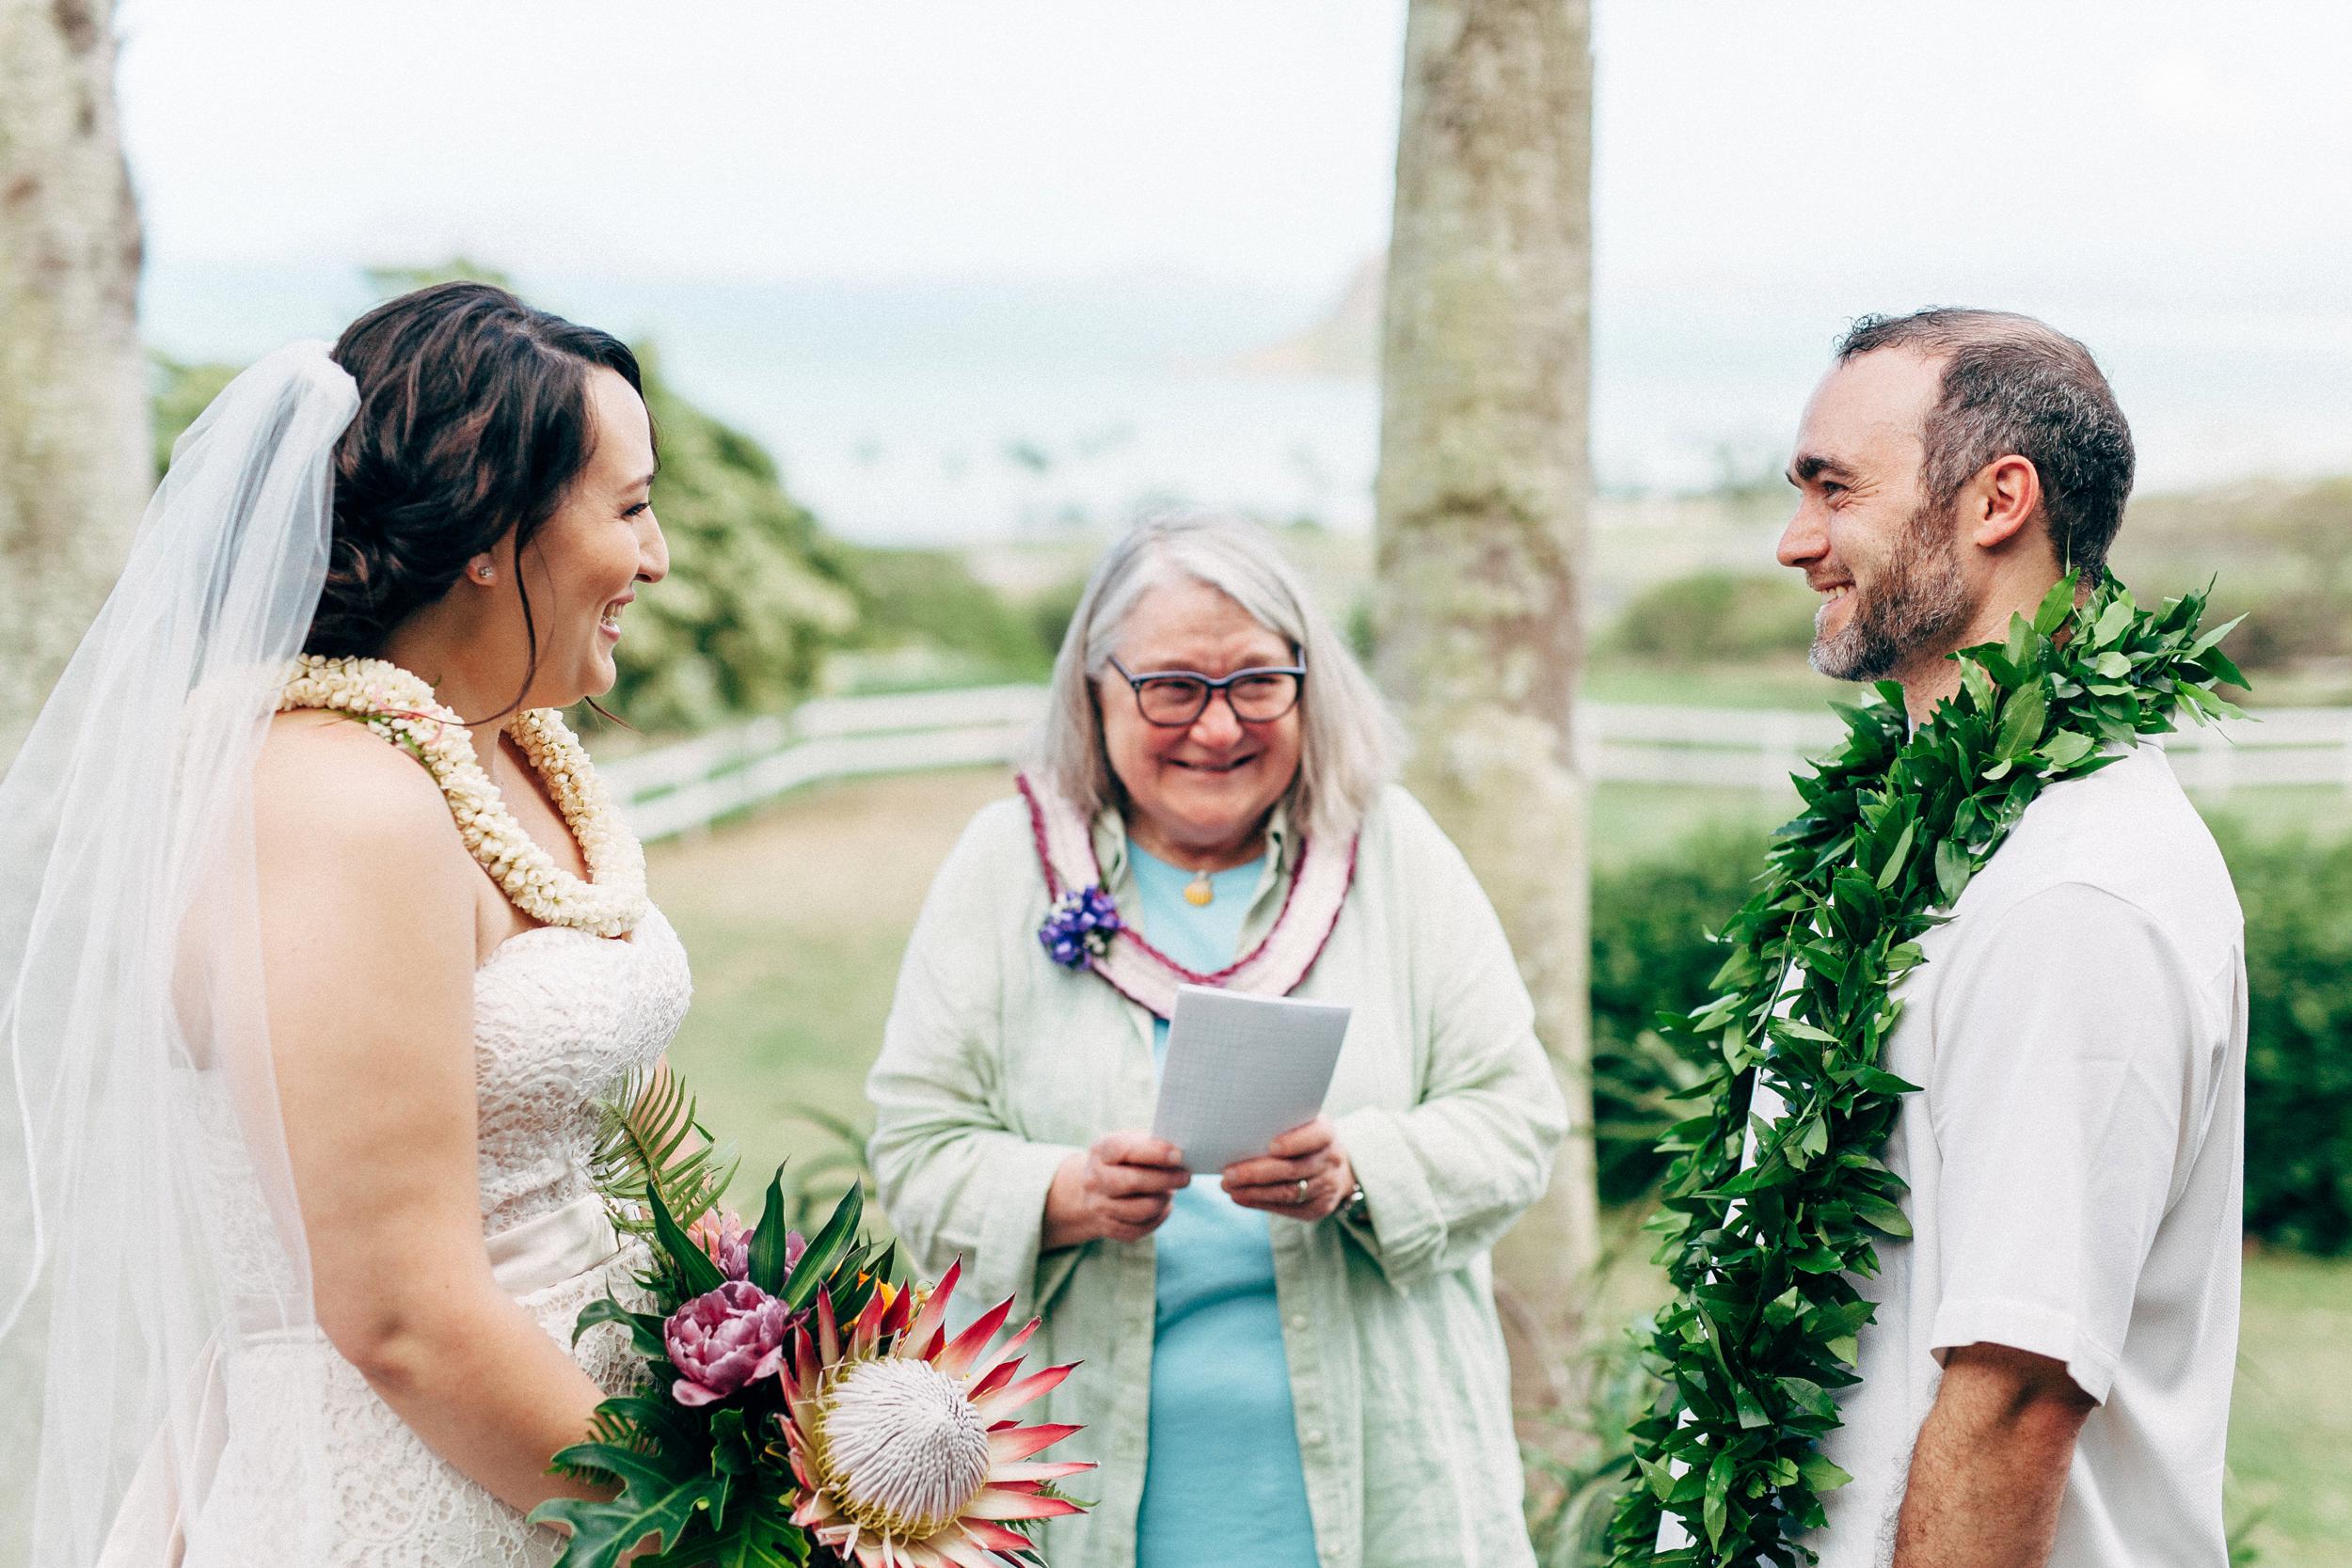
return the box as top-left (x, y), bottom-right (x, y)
top-left (1128, 844), bottom-right (1319, 1568)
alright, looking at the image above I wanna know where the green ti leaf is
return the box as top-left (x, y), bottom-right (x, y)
top-left (1703, 1450), bottom-right (1734, 1547)
top-left (647, 1179), bottom-right (727, 1300)
top-left (747, 1165), bottom-right (795, 1294)
top-left (1994, 680), bottom-right (2048, 762)
top-left (2031, 576), bottom-right (2076, 636)
top-left (1932, 838), bottom-right (1972, 906)
top-left (781, 1180), bottom-right (865, 1312)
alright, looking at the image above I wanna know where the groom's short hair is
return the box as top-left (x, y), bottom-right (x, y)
top-left (1836, 309), bottom-right (2136, 581)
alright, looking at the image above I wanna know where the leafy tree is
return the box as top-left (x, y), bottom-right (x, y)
top-left (838, 545), bottom-right (1062, 686)
top-left (611, 347), bottom-right (857, 730)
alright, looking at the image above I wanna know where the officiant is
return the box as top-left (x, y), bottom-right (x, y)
top-left (866, 512), bottom-right (1565, 1568)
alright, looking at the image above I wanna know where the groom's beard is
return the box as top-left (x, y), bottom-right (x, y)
top-left (1809, 503), bottom-right (1977, 683)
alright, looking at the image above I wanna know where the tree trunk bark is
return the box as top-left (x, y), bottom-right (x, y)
top-left (0, 0), bottom-right (147, 765)
top-left (1373, 0), bottom-right (1597, 1419)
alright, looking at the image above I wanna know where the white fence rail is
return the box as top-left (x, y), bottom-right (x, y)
top-left (602, 687), bottom-right (2352, 845)
top-left (599, 686), bottom-right (1049, 843)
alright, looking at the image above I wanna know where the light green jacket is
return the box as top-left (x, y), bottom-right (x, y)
top-left (866, 785), bottom-right (1567, 1568)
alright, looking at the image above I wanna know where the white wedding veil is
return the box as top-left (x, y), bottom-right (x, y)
top-left (0, 343), bottom-right (360, 1565)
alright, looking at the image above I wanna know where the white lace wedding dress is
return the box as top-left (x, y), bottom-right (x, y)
top-left (190, 910), bottom-right (691, 1566)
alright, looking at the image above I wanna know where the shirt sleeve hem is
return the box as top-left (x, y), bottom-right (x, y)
top-left (1929, 1296), bottom-right (2121, 1404)
top-left (1336, 1105), bottom-right (1443, 1288)
top-left (974, 1138), bottom-right (1080, 1313)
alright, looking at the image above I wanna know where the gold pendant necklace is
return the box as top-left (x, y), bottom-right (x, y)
top-left (1184, 869), bottom-right (1216, 907)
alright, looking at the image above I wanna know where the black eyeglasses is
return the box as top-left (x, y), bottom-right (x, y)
top-left (1108, 656), bottom-right (1307, 728)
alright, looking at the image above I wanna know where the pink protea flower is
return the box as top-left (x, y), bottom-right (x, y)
top-left (665, 1281), bottom-right (791, 1407)
top-left (777, 1260), bottom-right (1092, 1567)
top-left (687, 1210), bottom-right (753, 1281)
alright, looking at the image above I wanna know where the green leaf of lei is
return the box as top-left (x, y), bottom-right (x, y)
top-left (1604, 576), bottom-right (2245, 1566)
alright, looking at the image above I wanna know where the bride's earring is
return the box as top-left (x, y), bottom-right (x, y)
top-left (472, 562), bottom-right (495, 583)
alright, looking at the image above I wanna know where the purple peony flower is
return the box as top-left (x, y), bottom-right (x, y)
top-left (1039, 884), bottom-right (1122, 969)
top-left (687, 1210), bottom-right (752, 1281)
top-left (665, 1280), bottom-right (791, 1406)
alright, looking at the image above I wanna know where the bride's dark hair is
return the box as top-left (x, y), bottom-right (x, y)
top-left (306, 282), bottom-right (649, 697)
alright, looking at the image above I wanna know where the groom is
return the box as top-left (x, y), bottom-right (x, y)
top-left (1770, 309), bottom-right (2247, 1568)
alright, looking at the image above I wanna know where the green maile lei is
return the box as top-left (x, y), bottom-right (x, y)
top-left (1605, 575), bottom-right (2247, 1566)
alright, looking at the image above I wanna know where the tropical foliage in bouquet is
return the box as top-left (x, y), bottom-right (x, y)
top-left (535, 1076), bottom-right (1091, 1567)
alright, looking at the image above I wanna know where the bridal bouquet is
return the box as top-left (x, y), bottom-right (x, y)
top-left (536, 1081), bottom-right (1091, 1566)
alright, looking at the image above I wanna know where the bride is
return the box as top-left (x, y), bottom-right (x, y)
top-left (1, 282), bottom-right (689, 1565)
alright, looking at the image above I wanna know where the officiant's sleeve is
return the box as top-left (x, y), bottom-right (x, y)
top-left (1335, 790), bottom-right (1568, 1291)
top-left (867, 804), bottom-right (1080, 1316)
top-left (1923, 879), bottom-right (2226, 1403)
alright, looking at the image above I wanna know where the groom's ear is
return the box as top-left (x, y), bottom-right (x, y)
top-left (1963, 454), bottom-right (2045, 553)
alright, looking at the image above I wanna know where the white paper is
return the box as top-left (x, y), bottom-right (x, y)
top-left (1151, 985), bottom-right (1352, 1175)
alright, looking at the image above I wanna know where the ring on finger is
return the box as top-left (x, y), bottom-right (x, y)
top-left (1295, 1177), bottom-right (1310, 1206)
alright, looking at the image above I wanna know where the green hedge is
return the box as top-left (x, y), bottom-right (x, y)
top-left (1592, 812), bottom-right (2352, 1253)
top-left (2212, 819), bottom-right (2352, 1254)
top-left (1607, 571), bottom-right (1821, 665)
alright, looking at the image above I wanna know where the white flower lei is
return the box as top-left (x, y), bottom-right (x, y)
top-left (278, 654), bottom-right (649, 938)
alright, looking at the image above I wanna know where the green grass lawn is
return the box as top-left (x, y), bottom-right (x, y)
top-left (652, 765), bottom-right (2352, 1567)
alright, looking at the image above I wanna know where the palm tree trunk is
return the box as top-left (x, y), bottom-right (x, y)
top-left (1373, 0), bottom-right (1597, 1418)
top-left (0, 0), bottom-right (147, 764)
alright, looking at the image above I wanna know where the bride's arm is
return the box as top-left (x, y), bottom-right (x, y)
top-left (254, 724), bottom-right (614, 1515)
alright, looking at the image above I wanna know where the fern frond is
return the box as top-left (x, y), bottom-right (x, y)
top-left (592, 1065), bottom-right (739, 1236)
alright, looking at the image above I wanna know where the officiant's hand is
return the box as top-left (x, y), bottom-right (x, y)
top-left (1043, 1132), bottom-right (1191, 1249)
top-left (1222, 1116), bottom-right (1354, 1222)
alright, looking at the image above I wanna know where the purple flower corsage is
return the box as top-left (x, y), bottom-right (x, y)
top-left (1039, 883), bottom-right (1122, 968)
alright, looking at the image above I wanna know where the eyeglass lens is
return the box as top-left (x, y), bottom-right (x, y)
top-left (1135, 671), bottom-right (1299, 725)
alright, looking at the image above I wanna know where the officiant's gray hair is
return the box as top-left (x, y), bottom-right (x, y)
top-left (1034, 512), bottom-right (1402, 844)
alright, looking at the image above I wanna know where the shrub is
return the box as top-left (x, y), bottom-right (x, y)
top-left (1027, 573), bottom-right (1090, 666)
top-left (609, 351), bottom-right (860, 730)
top-left (1590, 824), bottom-right (1771, 1201)
top-left (2209, 818), bottom-right (2352, 1255)
top-left (845, 546), bottom-right (1060, 683)
top-left (1608, 570), bottom-right (1820, 665)
top-left (1593, 813), bottom-right (2352, 1254)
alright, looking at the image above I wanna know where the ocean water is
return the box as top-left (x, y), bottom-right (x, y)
top-left (140, 261), bottom-right (2352, 545)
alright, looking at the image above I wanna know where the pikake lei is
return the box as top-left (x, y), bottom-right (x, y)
top-left (1606, 577), bottom-right (2245, 1566)
top-left (278, 654), bottom-right (649, 938)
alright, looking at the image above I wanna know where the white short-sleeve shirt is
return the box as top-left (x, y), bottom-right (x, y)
top-left (1761, 745), bottom-right (2247, 1567)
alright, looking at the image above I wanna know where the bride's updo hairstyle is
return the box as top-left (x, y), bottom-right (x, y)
top-left (307, 281), bottom-right (649, 688)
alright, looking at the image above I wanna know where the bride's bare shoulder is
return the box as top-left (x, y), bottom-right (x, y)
top-left (254, 710), bottom-right (464, 865)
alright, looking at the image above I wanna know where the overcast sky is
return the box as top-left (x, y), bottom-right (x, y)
top-left (116, 0), bottom-right (2352, 315)
top-left (108, 1), bottom-right (2351, 516)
